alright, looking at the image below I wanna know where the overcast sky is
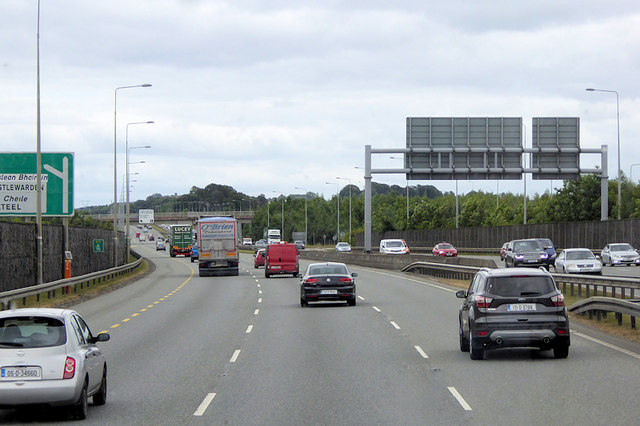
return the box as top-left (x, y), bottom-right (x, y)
top-left (2, 0), bottom-right (639, 208)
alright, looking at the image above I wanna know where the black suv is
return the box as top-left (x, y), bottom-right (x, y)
top-left (504, 239), bottom-right (549, 269)
top-left (456, 267), bottom-right (570, 360)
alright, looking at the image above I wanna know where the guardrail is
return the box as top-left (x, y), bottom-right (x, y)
top-left (402, 261), bottom-right (639, 329)
top-left (0, 250), bottom-right (144, 311)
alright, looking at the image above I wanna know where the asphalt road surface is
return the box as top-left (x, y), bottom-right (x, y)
top-left (2, 241), bottom-right (639, 424)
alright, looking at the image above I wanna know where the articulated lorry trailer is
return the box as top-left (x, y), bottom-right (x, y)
top-left (170, 225), bottom-right (193, 257)
top-left (197, 217), bottom-right (239, 277)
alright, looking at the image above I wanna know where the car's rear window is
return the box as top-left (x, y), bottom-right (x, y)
top-left (0, 316), bottom-right (66, 348)
top-left (308, 265), bottom-right (349, 275)
top-left (485, 276), bottom-right (556, 297)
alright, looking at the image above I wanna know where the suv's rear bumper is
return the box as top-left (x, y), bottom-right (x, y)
top-left (474, 326), bottom-right (570, 349)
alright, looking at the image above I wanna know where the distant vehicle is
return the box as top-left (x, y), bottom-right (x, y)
top-left (169, 225), bottom-right (193, 258)
top-left (148, 234), bottom-right (155, 241)
top-left (0, 308), bottom-right (110, 420)
top-left (265, 243), bottom-right (299, 278)
top-left (456, 267), bottom-right (569, 360)
top-left (156, 241), bottom-right (166, 251)
top-left (254, 239), bottom-right (268, 250)
top-left (139, 234), bottom-right (147, 242)
top-left (432, 242), bottom-right (457, 257)
top-left (601, 243), bottom-right (640, 266)
top-left (136, 232), bottom-right (141, 239)
top-left (530, 238), bottom-right (556, 268)
top-left (504, 239), bottom-right (548, 269)
top-left (295, 240), bottom-right (305, 250)
top-left (190, 243), bottom-right (199, 262)
top-left (554, 248), bottom-right (602, 275)
top-left (267, 229), bottom-right (281, 245)
top-left (254, 249), bottom-right (266, 268)
top-left (242, 237), bottom-right (253, 245)
top-left (379, 239), bottom-right (410, 254)
top-left (197, 217), bottom-right (239, 276)
top-left (335, 242), bottom-right (351, 252)
top-left (299, 262), bottom-right (358, 307)
top-left (500, 242), bottom-right (509, 261)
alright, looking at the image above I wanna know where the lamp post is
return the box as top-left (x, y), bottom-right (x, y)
top-left (294, 186), bottom-right (308, 245)
top-left (336, 177), bottom-right (351, 244)
top-left (113, 83), bottom-right (151, 266)
top-left (272, 191), bottom-right (284, 239)
top-left (325, 182), bottom-right (339, 242)
top-left (125, 121), bottom-right (153, 256)
top-left (587, 88), bottom-right (621, 219)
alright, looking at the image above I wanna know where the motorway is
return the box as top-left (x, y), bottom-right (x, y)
top-left (2, 242), bottom-right (640, 424)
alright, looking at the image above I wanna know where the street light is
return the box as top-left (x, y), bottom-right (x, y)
top-left (336, 177), bottom-right (351, 244)
top-left (125, 121), bottom-right (153, 256)
top-left (325, 182), bottom-right (339, 242)
top-left (294, 186), bottom-right (308, 245)
top-left (586, 87), bottom-right (621, 219)
top-left (272, 191), bottom-right (284, 238)
top-left (113, 83), bottom-right (151, 266)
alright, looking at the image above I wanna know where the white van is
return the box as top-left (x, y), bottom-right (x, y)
top-left (379, 239), bottom-right (410, 254)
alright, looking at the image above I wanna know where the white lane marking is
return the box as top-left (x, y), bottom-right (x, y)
top-left (390, 321), bottom-right (401, 330)
top-left (574, 331), bottom-right (640, 360)
top-left (415, 346), bottom-right (429, 359)
top-left (193, 393), bottom-right (216, 416)
top-left (357, 295), bottom-right (365, 300)
top-left (230, 349), bottom-right (241, 363)
top-left (246, 325), bottom-right (253, 334)
top-left (448, 387), bottom-right (472, 411)
top-left (258, 298), bottom-right (263, 303)
top-left (257, 284), bottom-right (261, 287)
top-left (372, 306), bottom-right (381, 312)
top-left (259, 290), bottom-right (263, 294)
top-left (254, 309), bottom-right (260, 315)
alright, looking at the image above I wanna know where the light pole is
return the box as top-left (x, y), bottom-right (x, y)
top-left (587, 88), bottom-right (621, 219)
top-left (125, 121), bottom-right (153, 256)
top-left (272, 191), bottom-right (284, 238)
top-left (294, 186), bottom-right (308, 245)
top-left (336, 177), bottom-right (351, 244)
top-left (325, 182), bottom-right (339, 242)
top-left (113, 83), bottom-right (151, 266)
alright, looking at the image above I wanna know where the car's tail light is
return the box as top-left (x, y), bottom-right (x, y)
top-left (339, 278), bottom-right (353, 283)
top-left (63, 357), bottom-right (76, 379)
top-left (473, 295), bottom-right (493, 308)
top-left (551, 293), bottom-right (565, 307)
top-left (556, 329), bottom-right (568, 335)
top-left (304, 278), bottom-right (318, 285)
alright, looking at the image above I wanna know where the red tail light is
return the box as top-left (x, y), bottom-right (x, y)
top-left (474, 295), bottom-right (493, 308)
top-left (339, 278), bottom-right (353, 283)
top-left (551, 294), bottom-right (565, 307)
top-left (63, 357), bottom-right (76, 379)
top-left (304, 278), bottom-right (318, 284)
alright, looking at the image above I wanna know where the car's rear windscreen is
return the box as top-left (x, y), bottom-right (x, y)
top-left (486, 276), bottom-right (556, 296)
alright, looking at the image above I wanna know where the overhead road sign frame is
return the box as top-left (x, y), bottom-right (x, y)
top-left (531, 117), bottom-right (580, 180)
top-left (0, 152), bottom-right (74, 217)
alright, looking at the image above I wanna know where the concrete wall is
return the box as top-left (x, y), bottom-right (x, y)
top-left (0, 222), bottom-right (126, 292)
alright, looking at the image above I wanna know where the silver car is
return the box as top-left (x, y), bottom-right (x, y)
top-left (554, 248), bottom-right (602, 275)
top-left (335, 242), bottom-right (351, 252)
top-left (0, 308), bottom-right (109, 420)
top-left (601, 243), bottom-right (640, 266)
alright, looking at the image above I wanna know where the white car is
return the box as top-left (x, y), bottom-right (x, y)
top-left (554, 248), bottom-right (602, 275)
top-left (379, 239), bottom-right (410, 254)
top-left (0, 308), bottom-right (110, 420)
top-left (601, 243), bottom-right (640, 266)
top-left (335, 242), bottom-right (351, 252)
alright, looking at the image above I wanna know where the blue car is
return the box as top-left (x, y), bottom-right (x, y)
top-left (190, 243), bottom-right (199, 263)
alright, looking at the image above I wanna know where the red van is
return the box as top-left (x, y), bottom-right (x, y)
top-left (265, 243), bottom-right (299, 278)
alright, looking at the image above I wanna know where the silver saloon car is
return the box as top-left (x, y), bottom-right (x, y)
top-left (554, 248), bottom-right (602, 275)
top-left (601, 243), bottom-right (640, 266)
top-left (0, 308), bottom-right (109, 420)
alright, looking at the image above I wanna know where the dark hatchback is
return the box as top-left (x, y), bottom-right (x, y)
top-left (299, 262), bottom-right (357, 307)
top-left (504, 239), bottom-right (549, 269)
top-left (456, 267), bottom-right (570, 360)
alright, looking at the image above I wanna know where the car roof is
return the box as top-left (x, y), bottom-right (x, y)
top-left (308, 262), bottom-right (348, 268)
top-left (0, 308), bottom-right (75, 320)
top-left (479, 267), bottom-right (551, 278)
top-left (562, 248), bottom-right (592, 252)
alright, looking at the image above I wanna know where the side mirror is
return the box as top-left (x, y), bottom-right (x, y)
top-left (351, 272), bottom-right (358, 278)
top-left (89, 333), bottom-right (110, 344)
top-left (456, 290), bottom-right (467, 299)
top-left (507, 247), bottom-right (512, 251)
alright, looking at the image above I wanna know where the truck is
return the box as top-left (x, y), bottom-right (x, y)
top-left (169, 225), bottom-right (193, 257)
top-left (267, 229), bottom-right (281, 245)
top-left (197, 217), bottom-right (239, 277)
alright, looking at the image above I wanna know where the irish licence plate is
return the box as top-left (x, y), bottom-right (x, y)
top-left (1, 367), bottom-right (42, 380)
top-left (321, 289), bottom-right (338, 295)
top-left (507, 304), bottom-right (536, 312)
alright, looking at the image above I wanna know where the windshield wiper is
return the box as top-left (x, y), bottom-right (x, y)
top-left (0, 342), bottom-right (24, 347)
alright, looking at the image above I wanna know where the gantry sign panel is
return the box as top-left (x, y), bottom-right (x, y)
top-left (406, 117), bottom-right (523, 180)
top-left (531, 117), bottom-right (580, 180)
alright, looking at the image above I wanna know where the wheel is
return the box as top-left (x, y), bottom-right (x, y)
top-left (553, 343), bottom-right (569, 359)
top-left (469, 331), bottom-right (484, 360)
top-left (93, 368), bottom-right (107, 406)
top-left (347, 297), bottom-right (356, 306)
top-left (265, 272), bottom-right (270, 278)
top-left (191, 258), bottom-right (194, 263)
top-left (563, 265), bottom-right (567, 274)
top-left (459, 323), bottom-right (469, 352)
top-left (70, 381), bottom-right (88, 420)
top-left (300, 297), bottom-right (308, 307)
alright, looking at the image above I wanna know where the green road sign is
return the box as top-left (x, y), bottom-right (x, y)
top-left (0, 153), bottom-right (74, 216)
top-left (93, 239), bottom-right (104, 253)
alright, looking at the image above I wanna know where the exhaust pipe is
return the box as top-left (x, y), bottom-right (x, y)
top-left (543, 337), bottom-right (550, 344)
top-left (495, 338), bottom-right (503, 345)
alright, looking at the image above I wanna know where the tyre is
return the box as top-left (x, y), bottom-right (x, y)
top-left (265, 272), bottom-right (270, 278)
top-left (459, 324), bottom-right (469, 352)
top-left (93, 368), bottom-right (107, 406)
top-left (469, 331), bottom-right (484, 360)
top-left (70, 381), bottom-right (88, 420)
top-left (563, 265), bottom-right (567, 274)
top-left (347, 297), bottom-right (356, 306)
top-left (300, 297), bottom-right (308, 307)
top-left (553, 343), bottom-right (569, 359)
top-left (191, 257), bottom-right (194, 263)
